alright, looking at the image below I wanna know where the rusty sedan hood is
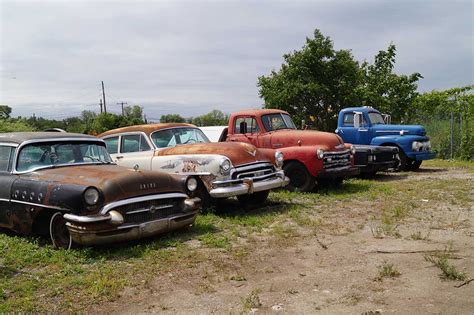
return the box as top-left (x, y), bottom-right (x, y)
top-left (270, 130), bottom-right (345, 151)
top-left (25, 164), bottom-right (185, 204)
top-left (156, 142), bottom-right (270, 166)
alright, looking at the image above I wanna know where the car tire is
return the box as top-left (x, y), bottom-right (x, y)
top-left (283, 161), bottom-right (316, 192)
top-left (409, 160), bottom-right (422, 171)
top-left (396, 150), bottom-right (407, 172)
top-left (237, 191), bottom-right (269, 206)
top-left (50, 212), bottom-right (73, 250)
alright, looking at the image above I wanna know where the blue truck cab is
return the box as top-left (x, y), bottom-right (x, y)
top-left (336, 106), bottom-right (436, 171)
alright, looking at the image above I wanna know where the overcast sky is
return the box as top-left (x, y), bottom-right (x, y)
top-left (0, 0), bottom-right (472, 120)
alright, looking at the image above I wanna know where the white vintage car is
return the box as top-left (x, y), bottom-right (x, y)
top-left (99, 123), bottom-right (289, 207)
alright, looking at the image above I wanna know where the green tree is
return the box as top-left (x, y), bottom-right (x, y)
top-left (360, 44), bottom-right (422, 122)
top-left (258, 29), bottom-right (362, 131)
top-left (0, 119), bottom-right (33, 132)
top-left (0, 105), bottom-right (12, 119)
top-left (122, 105), bottom-right (145, 126)
top-left (90, 113), bottom-right (123, 134)
top-left (160, 114), bottom-right (186, 123)
top-left (191, 109), bottom-right (229, 126)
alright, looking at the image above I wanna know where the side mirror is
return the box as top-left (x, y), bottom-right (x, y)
top-left (354, 113), bottom-right (362, 128)
top-left (383, 114), bottom-right (391, 124)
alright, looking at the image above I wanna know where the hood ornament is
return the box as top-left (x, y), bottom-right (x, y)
top-left (247, 149), bottom-right (257, 157)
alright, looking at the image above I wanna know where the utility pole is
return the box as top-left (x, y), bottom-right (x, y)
top-left (117, 102), bottom-right (127, 115)
top-left (99, 98), bottom-right (103, 113)
top-left (101, 81), bottom-right (107, 113)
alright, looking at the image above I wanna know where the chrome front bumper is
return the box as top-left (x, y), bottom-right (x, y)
top-left (66, 212), bottom-right (198, 245)
top-left (63, 196), bottom-right (200, 245)
top-left (209, 170), bottom-right (289, 198)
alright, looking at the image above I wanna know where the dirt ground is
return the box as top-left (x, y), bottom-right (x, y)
top-left (100, 167), bottom-right (474, 314)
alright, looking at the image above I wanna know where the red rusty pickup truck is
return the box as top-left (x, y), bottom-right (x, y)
top-left (200, 109), bottom-right (359, 192)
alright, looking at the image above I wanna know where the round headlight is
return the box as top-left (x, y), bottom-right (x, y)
top-left (219, 158), bottom-right (231, 174)
top-left (412, 141), bottom-right (422, 151)
top-left (350, 145), bottom-right (356, 155)
top-left (274, 151), bottom-right (284, 167)
top-left (316, 149), bottom-right (324, 159)
top-left (84, 187), bottom-right (100, 206)
top-left (186, 177), bottom-right (198, 192)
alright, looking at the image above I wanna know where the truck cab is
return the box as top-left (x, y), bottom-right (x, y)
top-left (336, 107), bottom-right (436, 170)
top-left (217, 109), bottom-right (359, 192)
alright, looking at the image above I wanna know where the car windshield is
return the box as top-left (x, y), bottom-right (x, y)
top-left (16, 141), bottom-right (112, 172)
top-left (261, 113), bottom-right (297, 131)
top-left (151, 127), bottom-right (210, 148)
top-left (368, 112), bottom-right (385, 125)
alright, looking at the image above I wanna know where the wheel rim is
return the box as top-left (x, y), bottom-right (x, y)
top-left (50, 213), bottom-right (72, 250)
top-left (290, 168), bottom-right (307, 188)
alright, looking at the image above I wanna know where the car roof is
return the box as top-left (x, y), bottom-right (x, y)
top-left (98, 123), bottom-right (197, 137)
top-left (230, 108), bottom-right (289, 117)
top-left (0, 132), bottom-right (101, 145)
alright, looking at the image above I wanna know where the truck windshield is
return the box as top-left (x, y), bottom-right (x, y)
top-left (16, 141), bottom-right (112, 172)
top-left (151, 127), bottom-right (210, 148)
top-left (262, 113), bottom-right (297, 131)
top-left (368, 112), bottom-right (385, 125)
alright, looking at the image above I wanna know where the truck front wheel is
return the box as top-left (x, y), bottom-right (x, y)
top-left (283, 161), bottom-right (316, 192)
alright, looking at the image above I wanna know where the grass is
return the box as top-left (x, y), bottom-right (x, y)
top-left (241, 288), bottom-right (262, 311)
top-left (424, 249), bottom-right (468, 281)
top-left (375, 261), bottom-right (401, 281)
top-left (0, 160), bottom-right (472, 312)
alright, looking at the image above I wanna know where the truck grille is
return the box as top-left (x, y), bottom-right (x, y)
top-left (377, 151), bottom-right (397, 162)
top-left (323, 151), bottom-right (351, 169)
top-left (231, 162), bottom-right (276, 180)
top-left (114, 198), bottom-right (184, 224)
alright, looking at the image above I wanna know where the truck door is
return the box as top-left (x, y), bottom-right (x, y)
top-left (228, 116), bottom-right (260, 147)
top-left (337, 112), bottom-right (370, 145)
top-left (0, 145), bottom-right (17, 228)
top-left (337, 112), bottom-right (358, 143)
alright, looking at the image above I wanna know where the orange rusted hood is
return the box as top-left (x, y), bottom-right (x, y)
top-left (156, 142), bottom-right (271, 166)
top-left (26, 165), bottom-right (184, 203)
top-left (270, 130), bottom-right (345, 151)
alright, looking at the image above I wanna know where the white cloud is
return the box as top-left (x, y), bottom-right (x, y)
top-left (0, 0), bottom-right (472, 118)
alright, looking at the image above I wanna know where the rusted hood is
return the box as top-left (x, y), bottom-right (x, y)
top-left (156, 142), bottom-right (270, 166)
top-left (270, 130), bottom-right (345, 151)
top-left (25, 165), bottom-right (185, 203)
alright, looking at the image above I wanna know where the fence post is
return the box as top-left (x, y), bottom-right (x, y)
top-left (450, 111), bottom-right (454, 160)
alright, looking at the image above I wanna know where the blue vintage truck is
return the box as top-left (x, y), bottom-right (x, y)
top-left (336, 106), bottom-right (436, 171)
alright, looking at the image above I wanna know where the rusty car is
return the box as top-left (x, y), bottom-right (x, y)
top-left (0, 132), bottom-right (200, 249)
top-left (99, 123), bottom-right (289, 207)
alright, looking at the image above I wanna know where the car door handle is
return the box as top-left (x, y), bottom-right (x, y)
top-left (116, 155), bottom-right (124, 159)
top-left (230, 139), bottom-right (236, 142)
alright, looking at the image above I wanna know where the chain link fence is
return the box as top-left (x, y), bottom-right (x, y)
top-left (411, 113), bottom-right (473, 160)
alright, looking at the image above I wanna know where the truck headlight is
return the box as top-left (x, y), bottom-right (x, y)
top-left (219, 158), bottom-right (232, 175)
top-left (350, 145), bottom-right (356, 155)
top-left (412, 141), bottom-right (422, 151)
top-left (84, 187), bottom-right (100, 206)
top-left (316, 149), bottom-right (324, 159)
top-left (186, 177), bottom-right (198, 192)
top-left (274, 151), bottom-right (284, 168)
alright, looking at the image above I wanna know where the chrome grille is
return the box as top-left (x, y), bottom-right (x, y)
top-left (114, 198), bottom-right (184, 224)
top-left (231, 162), bottom-right (276, 180)
top-left (323, 150), bottom-right (351, 169)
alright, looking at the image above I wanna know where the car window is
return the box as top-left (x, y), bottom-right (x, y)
top-left (368, 112), bottom-right (385, 125)
top-left (151, 128), bottom-right (210, 148)
top-left (261, 113), bottom-right (296, 131)
top-left (104, 137), bottom-right (119, 154)
top-left (0, 146), bottom-right (14, 172)
top-left (235, 117), bottom-right (259, 134)
top-left (343, 113), bottom-right (354, 126)
top-left (16, 141), bottom-right (112, 172)
top-left (343, 113), bottom-right (367, 126)
top-left (121, 134), bottom-right (150, 153)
